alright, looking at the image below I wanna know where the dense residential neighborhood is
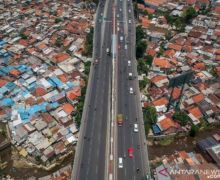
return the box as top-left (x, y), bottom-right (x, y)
top-left (0, 0), bottom-right (95, 179)
top-left (135, 0), bottom-right (220, 179)
top-left (0, 0), bottom-right (220, 179)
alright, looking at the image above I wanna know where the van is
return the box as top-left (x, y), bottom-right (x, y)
top-left (118, 157), bottom-right (123, 168)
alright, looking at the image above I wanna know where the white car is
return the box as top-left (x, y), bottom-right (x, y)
top-left (120, 8), bottom-right (122, 12)
top-left (128, 19), bottom-right (131, 24)
top-left (128, 60), bottom-right (131, 66)
top-left (118, 157), bottom-right (123, 168)
top-left (134, 124), bottom-right (138, 132)
top-left (129, 87), bottom-right (134, 94)
top-left (120, 36), bottom-right (124, 42)
top-left (129, 9), bottom-right (131, 13)
top-left (125, 44), bottom-right (127, 50)
top-left (117, 14), bottom-right (120, 18)
top-left (128, 72), bottom-right (133, 80)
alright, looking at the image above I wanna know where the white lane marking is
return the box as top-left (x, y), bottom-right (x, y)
top-left (96, 165), bottom-right (98, 174)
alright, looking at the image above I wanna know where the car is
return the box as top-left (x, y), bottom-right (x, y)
top-left (125, 44), bottom-right (127, 50)
top-left (128, 72), bottom-right (133, 80)
top-left (128, 9), bottom-right (131, 13)
top-left (117, 27), bottom-right (120, 31)
top-left (106, 48), bottom-right (110, 55)
top-left (117, 14), bottom-right (119, 18)
top-left (93, 59), bottom-right (99, 65)
top-left (120, 8), bottom-right (122, 12)
top-left (128, 148), bottom-right (134, 158)
top-left (118, 157), bottom-right (123, 168)
top-left (120, 36), bottom-right (124, 42)
top-left (129, 87), bottom-right (133, 94)
top-left (134, 124), bottom-right (138, 132)
top-left (128, 60), bottom-right (131, 66)
top-left (128, 19), bottom-right (131, 24)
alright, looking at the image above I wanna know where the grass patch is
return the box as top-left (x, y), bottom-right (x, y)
top-left (158, 136), bottom-right (174, 146)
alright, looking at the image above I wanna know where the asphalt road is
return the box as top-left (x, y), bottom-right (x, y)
top-left (116, 0), bottom-right (150, 179)
top-left (72, 0), bottom-right (150, 179)
top-left (71, 0), bottom-right (114, 179)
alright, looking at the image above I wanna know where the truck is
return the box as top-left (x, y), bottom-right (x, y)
top-left (117, 114), bottom-right (123, 126)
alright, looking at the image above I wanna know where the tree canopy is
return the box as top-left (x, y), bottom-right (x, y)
top-left (173, 111), bottom-right (190, 126)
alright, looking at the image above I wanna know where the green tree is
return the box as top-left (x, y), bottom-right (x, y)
top-left (84, 61), bottom-right (91, 75)
top-left (137, 58), bottom-right (149, 75)
top-left (173, 111), bottom-right (190, 126)
top-left (136, 25), bottom-right (145, 43)
top-left (143, 106), bottom-right (157, 124)
top-left (83, 27), bottom-right (94, 57)
top-left (144, 54), bottom-right (153, 66)
top-left (183, 6), bottom-right (197, 23)
top-left (139, 77), bottom-right (149, 90)
top-left (55, 37), bottom-right (62, 47)
top-left (55, 17), bottom-right (62, 23)
top-left (20, 33), bottom-right (28, 39)
top-left (35, 155), bottom-right (41, 162)
top-left (136, 41), bottom-right (147, 59)
top-left (189, 125), bottom-right (199, 137)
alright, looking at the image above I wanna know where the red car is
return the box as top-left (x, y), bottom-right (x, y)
top-left (128, 148), bottom-right (134, 158)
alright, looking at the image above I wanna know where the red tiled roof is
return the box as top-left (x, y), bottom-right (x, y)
top-left (27, 48), bottom-right (36, 54)
top-left (216, 66), bottom-right (220, 75)
top-left (35, 87), bottom-right (47, 96)
top-left (168, 43), bottom-right (182, 51)
top-left (9, 69), bottom-right (21, 76)
top-left (186, 0), bottom-right (196, 5)
top-left (18, 39), bottom-right (29, 47)
top-left (159, 117), bottom-right (176, 130)
top-left (152, 97), bottom-right (168, 106)
top-left (53, 53), bottom-right (70, 63)
top-left (139, 16), bottom-right (151, 28)
top-left (193, 62), bottom-right (205, 70)
top-left (146, 49), bottom-right (156, 57)
top-left (188, 106), bottom-right (202, 119)
top-left (144, 0), bottom-right (167, 7)
top-left (163, 49), bottom-right (176, 58)
top-left (192, 93), bottom-right (205, 103)
top-left (178, 151), bottom-right (189, 159)
top-left (172, 87), bottom-right (181, 100)
top-left (215, 6), bottom-right (220, 14)
top-left (67, 87), bottom-right (81, 100)
top-left (216, 55), bottom-right (220, 61)
top-left (151, 75), bottom-right (167, 83)
top-left (38, 43), bottom-right (47, 50)
top-left (58, 74), bottom-right (68, 83)
top-left (0, 79), bottom-right (7, 87)
top-left (62, 103), bottom-right (74, 114)
top-left (215, 49), bottom-right (220, 55)
top-left (153, 58), bottom-right (171, 68)
top-left (138, 4), bottom-right (155, 14)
